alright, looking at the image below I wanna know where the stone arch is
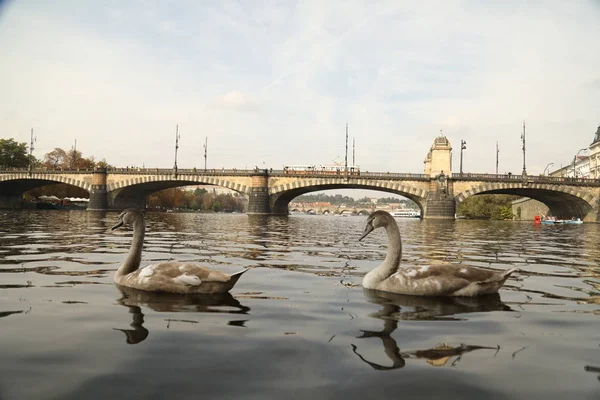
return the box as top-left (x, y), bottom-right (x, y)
top-left (109, 177), bottom-right (250, 210)
top-left (270, 179), bottom-right (428, 216)
top-left (108, 175), bottom-right (250, 195)
top-left (454, 182), bottom-right (597, 220)
top-left (0, 173), bottom-right (91, 192)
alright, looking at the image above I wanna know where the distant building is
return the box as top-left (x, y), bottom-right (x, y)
top-left (424, 134), bottom-right (452, 177)
top-left (550, 125), bottom-right (600, 178)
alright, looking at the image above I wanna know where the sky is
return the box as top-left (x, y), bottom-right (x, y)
top-left (1, 0), bottom-right (600, 177)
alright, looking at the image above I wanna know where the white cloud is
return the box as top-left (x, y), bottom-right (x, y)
top-left (210, 91), bottom-right (260, 113)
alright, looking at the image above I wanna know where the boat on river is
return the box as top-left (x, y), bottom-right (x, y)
top-left (540, 217), bottom-right (583, 225)
top-left (391, 210), bottom-right (420, 218)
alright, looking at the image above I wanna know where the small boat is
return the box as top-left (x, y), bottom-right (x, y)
top-left (541, 219), bottom-right (562, 225)
top-left (390, 210), bottom-right (420, 218)
top-left (565, 218), bottom-right (583, 225)
top-left (541, 217), bottom-right (582, 225)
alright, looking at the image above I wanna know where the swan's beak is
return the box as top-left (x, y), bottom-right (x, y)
top-left (359, 224), bottom-right (374, 241)
top-left (111, 220), bottom-right (124, 230)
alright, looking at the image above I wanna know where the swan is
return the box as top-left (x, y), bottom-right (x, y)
top-left (111, 208), bottom-right (248, 294)
top-left (358, 211), bottom-right (517, 297)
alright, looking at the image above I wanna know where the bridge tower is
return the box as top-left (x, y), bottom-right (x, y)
top-left (424, 135), bottom-right (456, 219)
top-left (88, 168), bottom-right (108, 211)
top-left (247, 169), bottom-right (271, 214)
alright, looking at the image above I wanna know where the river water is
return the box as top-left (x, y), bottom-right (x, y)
top-left (0, 210), bottom-right (598, 399)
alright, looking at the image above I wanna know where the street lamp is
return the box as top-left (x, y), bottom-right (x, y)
top-left (28, 128), bottom-right (36, 176)
top-left (542, 162), bottom-right (554, 176)
top-left (173, 124), bottom-right (180, 174)
top-left (459, 140), bottom-right (466, 175)
top-left (521, 121), bottom-right (527, 176)
top-left (572, 148), bottom-right (587, 177)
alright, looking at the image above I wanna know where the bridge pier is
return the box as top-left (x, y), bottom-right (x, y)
top-left (0, 195), bottom-right (22, 209)
top-left (88, 168), bottom-right (108, 211)
top-left (423, 174), bottom-right (456, 219)
top-left (247, 169), bottom-right (272, 214)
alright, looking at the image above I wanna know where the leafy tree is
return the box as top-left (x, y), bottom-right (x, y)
top-left (457, 194), bottom-right (519, 220)
top-left (0, 138), bottom-right (30, 167)
top-left (42, 147), bottom-right (108, 169)
top-left (147, 187), bottom-right (246, 212)
top-left (43, 148), bottom-right (69, 168)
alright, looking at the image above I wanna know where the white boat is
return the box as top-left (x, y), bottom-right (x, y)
top-left (390, 210), bottom-right (420, 218)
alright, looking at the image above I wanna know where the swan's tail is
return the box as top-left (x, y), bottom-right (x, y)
top-left (475, 268), bottom-right (518, 294)
top-left (228, 268), bottom-right (250, 283)
top-left (231, 268), bottom-right (250, 277)
top-left (501, 268), bottom-right (519, 279)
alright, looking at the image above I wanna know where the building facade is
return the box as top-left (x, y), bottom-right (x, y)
top-left (550, 125), bottom-right (600, 178)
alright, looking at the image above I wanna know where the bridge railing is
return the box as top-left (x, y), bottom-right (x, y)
top-left (454, 172), bottom-right (600, 186)
top-left (269, 169), bottom-right (429, 180)
top-left (0, 167), bottom-right (97, 174)
top-left (107, 167), bottom-right (257, 176)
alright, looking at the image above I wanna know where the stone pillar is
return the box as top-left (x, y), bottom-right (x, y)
top-left (423, 174), bottom-right (456, 219)
top-left (0, 195), bottom-right (23, 209)
top-left (247, 169), bottom-right (271, 214)
top-left (88, 168), bottom-right (108, 211)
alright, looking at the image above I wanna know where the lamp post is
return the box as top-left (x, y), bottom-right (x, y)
top-left (495, 141), bottom-right (499, 174)
top-left (203, 137), bottom-right (207, 171)
top-left (542, 162), bottom-right (554, 176)
top-left (173, 124), bottom-right (180, 175)
top-left (521, 121), bottom-right (527, 176)
top-left (459, 140), bottom-right (466, 175)
top-left (572, 148), bottom-right (587, 177)
top-left (28, 128), bottom-right (36, 176)
top-left (71, 139), bottom-right (77, 169)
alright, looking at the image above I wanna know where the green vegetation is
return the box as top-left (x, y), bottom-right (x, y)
top-left (0, 138), bottom-right (32, 168)
top-left (456, 194), bottom-right (518, 220)
top-left (147, 187), bottom-right (246, 212)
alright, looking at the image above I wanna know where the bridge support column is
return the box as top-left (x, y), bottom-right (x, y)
top-left (247, 169), bottom-right (271, 215)
top-left (0, 195), bottom-right (22, 209)
top-left (88, 168), bottom-right (108, 211)
top-left (423, 175), bottom-right (456, 219)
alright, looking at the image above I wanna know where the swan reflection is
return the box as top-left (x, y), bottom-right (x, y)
top-left (351, 289), bottom-right (510, 370)
top-left (114, 285), bottom-right (251, 345)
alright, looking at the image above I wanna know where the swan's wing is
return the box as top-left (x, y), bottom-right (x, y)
top-left (173, 273), bottom-right (203, 286)
top-left (390, 265), bottom-right (481, 295)
top-left (153, 262), bottom-right (231, 283)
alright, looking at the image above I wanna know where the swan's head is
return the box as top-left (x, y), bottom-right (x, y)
top-left (359, 211), bottom-right (392, 241)
top-left (111, 209), bottom-right (143, 230)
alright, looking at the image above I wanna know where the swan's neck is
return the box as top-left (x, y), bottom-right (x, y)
top-left (116, 218), bottom-right (145, 278)
top-left (363, 221), bottom-right (402, 287)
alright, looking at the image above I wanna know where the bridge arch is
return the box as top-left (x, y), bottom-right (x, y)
top-left (108, 177), bottom-right (251, 209)
top-left (0, 173), bottom-right (91, 208)
top-left (454, 182), bottom-right (598, 220)
top-left (269, 179), bottom-right (428, 216)
top-left (0, 173), bottom-right (91, 193)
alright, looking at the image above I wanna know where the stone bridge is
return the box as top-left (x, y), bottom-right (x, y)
top-left (1, 168), bottom-right (600, 221)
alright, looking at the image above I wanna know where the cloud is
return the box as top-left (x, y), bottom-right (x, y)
top-left (209, 91), bottom-right (260, 113)
top-left (0, 0), bottom-right (599, 178)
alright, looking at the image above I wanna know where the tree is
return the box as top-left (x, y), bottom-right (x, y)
top-left (457, 194), bottom-right (519, 220)
top-left (43, 148), bottom-right (69, 168)
top-left (0, 138), bottom-right (29, 168)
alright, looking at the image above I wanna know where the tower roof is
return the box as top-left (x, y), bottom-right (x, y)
top-left (592, 125), bottom-right (600, 146)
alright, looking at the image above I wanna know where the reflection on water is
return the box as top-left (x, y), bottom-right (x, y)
top-left (114, 285), bottom-right (251, 344)
top-left (359, 288), bottom-right (513, 321)
top-left (351, 289), bottom-right (506, 370)
top-left (0, 211), bottom-right (599, 399)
